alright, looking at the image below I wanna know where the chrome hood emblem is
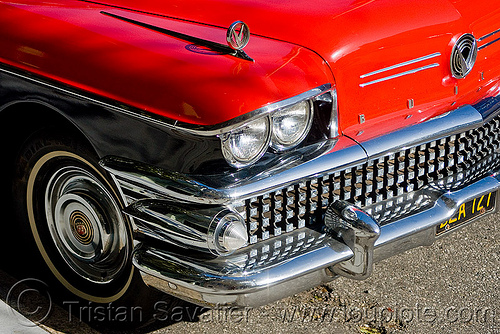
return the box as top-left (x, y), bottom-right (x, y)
top-left (226, 21), bottom-right (250, 50)
top-left (450, 34), bottom-right (477, 79)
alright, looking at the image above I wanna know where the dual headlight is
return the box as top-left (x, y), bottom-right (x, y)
top-left (220, 88), bottom-right (337, 168)
top-left (271, 100), bottom-right (313, 150)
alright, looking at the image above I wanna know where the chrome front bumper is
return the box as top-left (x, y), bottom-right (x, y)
top-left (102, 96), bottom-right (500, 307)
top-left (131, 173), bottom-right (500, 307)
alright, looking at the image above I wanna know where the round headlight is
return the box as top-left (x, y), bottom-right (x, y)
top-left (221, 117), bottom-right (270, 167)
top-left (271, 100), bottom-right (313, 150)
top-left (214, 212), bottom-right (248, 255)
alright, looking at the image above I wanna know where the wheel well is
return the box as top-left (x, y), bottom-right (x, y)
top-left (1, 101), bottom-right (94, 163)
top-left (0, 102), bottom-right (96, 216)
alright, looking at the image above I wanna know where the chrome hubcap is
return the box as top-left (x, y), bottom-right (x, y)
top-left (45, 166), bottom-right (128, 283)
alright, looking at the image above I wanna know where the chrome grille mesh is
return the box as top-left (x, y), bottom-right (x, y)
top-left (240, 115), bottom-right (500, 244)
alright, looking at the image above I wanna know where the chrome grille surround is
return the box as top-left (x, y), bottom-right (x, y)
top-left (240, 113), bottom-right (500, 245)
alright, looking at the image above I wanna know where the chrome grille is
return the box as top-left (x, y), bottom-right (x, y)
top-left (240, 114), bottom-right (500, 244)
top-left (235, 229), bottom-right (330, 272)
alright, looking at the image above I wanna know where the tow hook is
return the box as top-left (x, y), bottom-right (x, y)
top-left (325, 200), bottom-right (380, 280)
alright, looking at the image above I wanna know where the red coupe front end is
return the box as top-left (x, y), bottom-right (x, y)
top-left (1, 0), bottom-right (499, 308)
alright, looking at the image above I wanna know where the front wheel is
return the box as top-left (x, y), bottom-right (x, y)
top-left (13, 131), bottom-right (138, 303)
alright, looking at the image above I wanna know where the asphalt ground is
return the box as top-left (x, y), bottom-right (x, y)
top-left (1, 210), bottom-right (499, 334)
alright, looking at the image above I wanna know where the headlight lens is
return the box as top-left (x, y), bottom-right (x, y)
top-left (221, 117), bottom-right (270, 167)
top-left (271, 100), bottom-right (313, 150)
top-left (219, 85), bottom-right (336, 167)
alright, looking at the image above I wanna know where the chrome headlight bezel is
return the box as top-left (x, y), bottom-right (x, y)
top-left (219, 84), bottom-right (337, 168)
top-left (327, 88), bottom-right (339, 138)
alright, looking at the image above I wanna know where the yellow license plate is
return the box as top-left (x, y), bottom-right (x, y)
top-left (436, 191), bottom-right (497, 235)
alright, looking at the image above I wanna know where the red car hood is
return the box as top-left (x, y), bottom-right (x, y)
top-left (94, 0), bottom-right (500, 137)
top-left (3, 0), bottom-right (499, 133)
top-left (95, 0), bottom-right (461, 58)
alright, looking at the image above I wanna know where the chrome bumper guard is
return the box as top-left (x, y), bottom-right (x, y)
top-left (131, 173), bottom-right (500, 307)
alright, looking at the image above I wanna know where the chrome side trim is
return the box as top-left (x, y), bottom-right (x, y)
top-left (100, 137), bottom-right (366, 205)
top-left (133, 172), bottom-right (500, 307)
top-left (479, 37), bottom-right (500, 51)
top-left (478, 28), bottom-right (500, 42)
top-left (101, 137), bottom-right (366, 205)
top-left (0, 64), bottom-right (330, 136)
top-left (125, 200), bottom-right (239, 255)
top-left (359, 63), bottom-right (440, 87)
top-left (102, 104), bottom-right (485, 205)
top-left (360, 52), bottom-right (441, 79)
top-left (100, 156), bottom-right (227, 204)
top-left (478, 28), bottom-right (500, 51)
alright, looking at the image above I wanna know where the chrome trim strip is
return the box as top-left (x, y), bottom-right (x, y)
top-left (358, 105), bottom-right (483, 160)
top-left (100, 157), bottom-right (227, 204)
top-left (211, 84), bottom-right (332, 135)
top-left (125, 201), bottom-right (235, 255)
top-left (102, 137), bottom-right (367, 205)
top-left (479, 37), bottom-right (500, 51)
top-left (360, 52), bottom-right (441, 79)
top-left (0, 64), bottom-right (330, 136)
top-left (359, 63), bottom-right (440, 87)
top-left (133, 172), bottom-right (500, 307)
top-left (478, 28), bottom-right (500, 50)
top-left (478, 28), bottom-right (500, 42)
top-left (102, 104), bottom-right (485, 205)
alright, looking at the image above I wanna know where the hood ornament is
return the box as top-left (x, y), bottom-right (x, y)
top-left (226, 21), bottom-right (250, 51)
top-left (101, 11), bottom-right (254, 62)
top-left (450, 34), bottom-right (477, 79)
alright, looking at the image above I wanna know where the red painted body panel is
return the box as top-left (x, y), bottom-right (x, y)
top-left (0, 1), bottom-right (332, 126)
top-left (84, 0), bottom-right (500, 135)
top-left (1, 0), bottom-right (499, 136)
